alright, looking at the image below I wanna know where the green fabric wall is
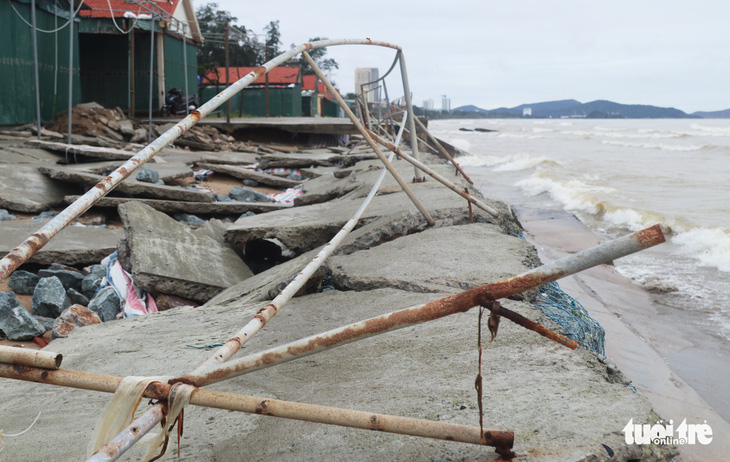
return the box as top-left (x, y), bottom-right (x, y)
top-left (163, 34), bottom-right (198, 104)
top-left (0, 1), bottom-right (81, 125)
top-left (200, 85), bottom-right (302, 117)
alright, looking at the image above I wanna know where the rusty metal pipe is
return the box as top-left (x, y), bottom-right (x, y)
top-left (191, 117), bottom-right (409, 375)
top-left (88, 403), bottom-right (166, 462)
top-left (0, 38), bottom-right (403, 282)
top-left (0, 364), bottom-right (512, 459)
top-left (366, 128), bottom-right (500, 218)
top-left (0, 346), bottom-right (62, 369)
top-left (413, 116), bottom-right (473, 184)
top-left (302, 52), bottom-right (435, 226)
top-left (186, 226), bottom-right (664, 386)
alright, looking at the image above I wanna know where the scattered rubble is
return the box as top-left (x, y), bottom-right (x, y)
top-left (0, 292), bottom-right (47, 341)
top-left (52, 304), bottom-right (102, 339)
top-left (31, 276), bottom-right (71, 318)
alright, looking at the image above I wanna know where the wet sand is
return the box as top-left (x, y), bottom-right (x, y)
top-left (513, 205), bottom-right (730, 461)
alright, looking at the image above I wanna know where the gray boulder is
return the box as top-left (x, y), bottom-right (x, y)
top-left (67, 288), bottom-right (90, 306)
top-left (0, 209), bottom-right (17, 221)
top-left (34, 315), bottom-right (56, 332)
top-left (229, 187), bottom-right (272, 203)
top-left (32, 276), bottom-right (71, 318)
top-left (0, 292), bottom-right (47, 341)
top-left (8, 270), bottom-right (40, 295)
top-left (81, 265), bottom-right (106, 299)
top-left (136, 168), bottom-right (160, 183)
top-left (87, 286), bottom-right (121, 322)
top-left (173, 213), bottom-right (206, 225)
top-left (39, 268), bottom-right (84, 292)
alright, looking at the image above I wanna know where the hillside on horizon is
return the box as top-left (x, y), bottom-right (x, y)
top-left (452, 99), bottom-right (729, 118)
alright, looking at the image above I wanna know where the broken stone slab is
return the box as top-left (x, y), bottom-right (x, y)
top-left (2, 145), bottom-right (65, 164)
top-left (38, 268), bottom-right (84, 293)
top-left (196, 162), bottom-right (303, 189)
top-left (117, 202), bottom-right (254, 303)
top-left (26, 140), bottom-right (137, 161)
top-left (198, 151), bottom-right (260, 165)
top-left (0, 293), bottom-right (47, 340)
top-left (224, 181), bottom-right (490, 255)
top-left (32, 276), bottom-right (71, 318)
top-left (0, 163), bottom-right (75, 212)
top-left (52, 304), bottom-right (102, 339)
top-left (87, 286), bottom-right (121, 322)
top-left (38, 166), bottom-right (215, 202)
top-left (62, 161), bottom-right (192, 184)
top-left (257, 152), bottom-right (345, 169)
top-left (8, 270), bottom-right (40, 295)
top-left (63, 196), bottom-right (289, 215)
top-left (0, 220), bottom-right (123, 266)
top-left (327, 223), bottom-right (540, 301)
top-left (204, 246), bottom-right (326, 307)
top-left (292, 173), bottom-right (363, 207)
top-left (118, 119), bottom-right (135, 137)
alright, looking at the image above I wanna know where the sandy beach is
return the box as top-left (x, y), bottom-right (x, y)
top-left (513, 205), bottom-right (730, 461)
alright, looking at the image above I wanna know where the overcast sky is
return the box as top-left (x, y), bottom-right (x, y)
top-left (212, 0), bottom-right (729, 113)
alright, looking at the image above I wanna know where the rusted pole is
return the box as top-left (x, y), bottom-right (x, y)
top-left (0, 39), bottom-right (403, 281)
top-left (186, 226), bottom-right (663, 386)
top-left (413, 116), bottom-right (473, 184)
top-left (301, 51), bottom-right (434, 226)
top-left (0, 346), bottom-right (62, 369)
top-left (366, 128), bottom-right (500, 218)
top-left (192, 118), bottom-right (409, 375)
top-left (87, 404), bottom-right (166, 462)
top-left (0, 364), bottom-right (513, 460)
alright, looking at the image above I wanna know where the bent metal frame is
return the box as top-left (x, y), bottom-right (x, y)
top-left (0, 39), bottom-right (666, 461)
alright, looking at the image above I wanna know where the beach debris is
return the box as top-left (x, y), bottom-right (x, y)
top-left (135, 168), bottom-right (160, 184)
top-left (38, 266), bottom-right (84, 293)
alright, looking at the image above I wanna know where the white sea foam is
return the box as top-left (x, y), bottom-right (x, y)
top-left (453, 154), bottom-right (504, 168)
top-left (515, 174), bottom-right (615, 215)
top-left (690, 123), bottom-right (730, 137)
top-left (448, 138), bottom-right (472, 152)
top-left (491, 153), bottom-right (558, 172)
top-left (673, 227), bottom-right (730, 272)
top-left (601, 140), bottom-right (707, 151)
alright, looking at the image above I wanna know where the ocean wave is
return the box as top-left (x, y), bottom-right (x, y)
top-left (673, 227), bottom-right (730, 272)
top-left (453, 154), bottom-right (504, 168)
top-left (491, 154), bottom-right (559, 172)
top-left (689, 124), bottom-right (730, 137)
top-left (447, 138), bottom-right (472, 152)
top-left (515, 175), bottom-right (616, 215)
top-left (601, 140), bottom-right (708, 151)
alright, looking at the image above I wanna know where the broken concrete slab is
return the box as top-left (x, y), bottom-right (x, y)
top-left (292, 173), bottom-right (363, 207)
top-left (204, 246), bottom-right (325, 307)
top-left (1, 145), bottom-right (66, 164)
top-left (198, 151), bottom-right (260, 165)
top-left (225, 181), bottom-right (501, 254)
top-left (57, 160), bottom-right (193, 184)
top-left (196, 162), bottom-right (302, 189)
top-left (38, 166), bottom-right (215, 202)
top-left (327, 223), bottom-right (540, 300)
top-left (0, 220), bottom-right (123, 266)
top-left (257, 152), bottom-right (345, 169)
top-left (117, 202), bottom-right (254, 303)
top-left (0, 285), bottom-right (675, 460)
top-left (63, 196), bottom-right (288, 215)
top-left (26, 140), bottom-right (137, 161)
top-left (0, 163), bottom-right (76, 212)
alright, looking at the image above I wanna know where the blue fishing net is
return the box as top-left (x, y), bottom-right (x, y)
top-left (532, 280), bottom-right (606, 356)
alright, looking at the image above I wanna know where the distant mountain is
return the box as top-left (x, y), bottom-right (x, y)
top-left (691, 109), bottom-right (730, 118)
top-left (452, 100), bottom-right (698, 118)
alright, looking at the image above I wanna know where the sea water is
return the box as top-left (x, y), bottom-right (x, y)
top-left (429, 118), bottom-right (730, 345)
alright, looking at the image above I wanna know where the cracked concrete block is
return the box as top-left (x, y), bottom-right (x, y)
top-left (118, 202), bottom-right (254, 303)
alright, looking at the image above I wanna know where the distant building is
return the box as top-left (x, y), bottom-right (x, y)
top-left (441, 95), bottom-right (451, 112)
top-left (523, 107), bottom-right (532, 117)
top-left (354, 68), bottom-right (380, 103)
top-left (423, 99), bottom-right (434, 110)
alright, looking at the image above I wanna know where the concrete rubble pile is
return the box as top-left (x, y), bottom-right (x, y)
top-left (0, 119), bottom-right (677, 461)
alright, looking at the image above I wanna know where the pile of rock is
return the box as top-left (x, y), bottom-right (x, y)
top-left (0, 264), bottom-right (108, 341)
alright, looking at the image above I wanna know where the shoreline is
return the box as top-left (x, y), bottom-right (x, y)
top-left (513, 205), bottom-right (730, 461)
